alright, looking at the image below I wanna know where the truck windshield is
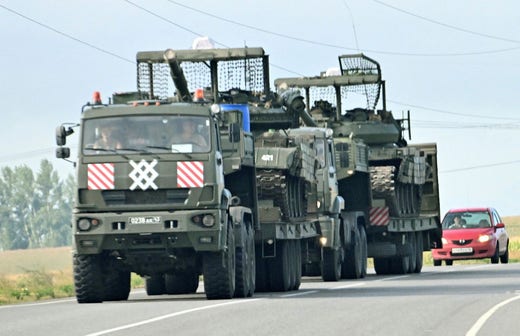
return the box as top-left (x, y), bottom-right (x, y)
top-left (82, 115), bottom-right (211, 155)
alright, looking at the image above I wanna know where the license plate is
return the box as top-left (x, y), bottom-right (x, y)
top-left (128, 216), bottom-right (161, 224)
top-left (452, 247), bottom-right (473, 254)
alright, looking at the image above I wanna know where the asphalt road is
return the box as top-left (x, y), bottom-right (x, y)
top-left (2, 263), bottom-right (519, 336)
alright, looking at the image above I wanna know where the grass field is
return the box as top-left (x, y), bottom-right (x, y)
top-left (1, 216), bottom-right (519, 305)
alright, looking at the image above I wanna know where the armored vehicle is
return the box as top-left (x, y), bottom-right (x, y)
top-left (274, 54), bottom-right (442, 274)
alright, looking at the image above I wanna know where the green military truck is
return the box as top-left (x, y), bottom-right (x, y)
top-left (56, 92), bottom-right (258, 302)
top-left (274, 53), bottom-right (442, 275)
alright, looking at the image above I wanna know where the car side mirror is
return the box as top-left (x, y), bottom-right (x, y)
top-left (495, 222), bottom-right (505, 229)
top-left (56, 125), bottom-right (74, 146)
top-left (56, 147), bottom-right (70, 159)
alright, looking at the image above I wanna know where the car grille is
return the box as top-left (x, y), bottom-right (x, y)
top-left (102, 189), bottom-right (189, 206)
top-left (452, 239), bottom-right (472, 246)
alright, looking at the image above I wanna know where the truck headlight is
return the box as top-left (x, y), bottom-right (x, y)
top-left (202, 214), bottom-right (215, 227)
top-left (78, 218), bottom-right (91, 231)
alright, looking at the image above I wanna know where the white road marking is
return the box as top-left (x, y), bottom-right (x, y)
top-left (281, 290), bottom-right (319, 297)
top-left (466, 293), bottom-right (520, 336)
top-left (0, 298), bottom-right (76, 309)
top-left (331, 282), bottom-right (366, 289)
top-left (84, 299), bottom-right (260, 336)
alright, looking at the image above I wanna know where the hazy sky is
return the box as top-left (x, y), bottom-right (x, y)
top-left (1, 0), bottom-right (519, 216)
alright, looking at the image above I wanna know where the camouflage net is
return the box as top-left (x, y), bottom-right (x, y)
top-left (338, 55), bottom-right (381, 110)
top-left (137, 57), bottom-right (265, 100)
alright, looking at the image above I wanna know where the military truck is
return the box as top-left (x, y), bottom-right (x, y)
top-left (56, 89), bottom-right (258, 302)
top-left (274, 53), bottom-right (442, 275)
top-left (133, 46), bottom-right (360, 289)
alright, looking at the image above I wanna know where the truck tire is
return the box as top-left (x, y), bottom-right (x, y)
top-left (104, 268), bottom-right (131, 301)
top-left (73, 254), bottom-right (104, 303)
top-left (145, 274), bottom-right (165, 295)
top-left (342, 228), bottom-right (362, 279)
top-left (293, 240), bottom-right (302, 290)
top-left (359, 224), bottom-right (368, 278)
top-left (165, 271), bottom-right (199, 294)
top-left (203, 222), bottom-right (236, 299)
top-left (374, 258), bottom-right (391, 275)
top-left (322, 247), bottom-right (341, 281)
top-left (268, 240), bottom-right (291, 292)
top-left (407, 232), bottom-right (417, 274)
top-left (235, 222), bottom-right (255, 298)
top-left (389, 256), bottom-right (409, 274)
top-left (413, 231), bottom-right (424, 273)
top-left (255, 246), bottom-right (269, 292)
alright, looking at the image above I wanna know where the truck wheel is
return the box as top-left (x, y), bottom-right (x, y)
top-left (145, 274), bottom-right (165, 295)
top-left (342, 228), bottom-right (362, 279)
top-left (104, 268), bottom-right (131, 301)
top-left (203, 222), bottom-right (236, 299)
top-left (407, 232), bottom-right (417, 274)
top-left (287, 240), bottom-right (296, 290)
top-left (268, 240), bottom-right (291, 292)
top-left (322, 247), bottom-right (341, 281)
top-left (235, 222), bottom-right (255, 298)
top-left (389, 256), bottom-right (409, 274)
top-left (255, 245), bottom-right (269, 292)
top-left (374, 258), bottom-right (391, 275)
top-left (73, 254), bottom-right (104, 303)
top-left (359, 225), bottom-right (368, 278)
top-left (165, 270), bottom-right (199, 294)
top-left (293, 240), bottom-right (302, 290)
top-left (413, 231), bottom-right (424, 273)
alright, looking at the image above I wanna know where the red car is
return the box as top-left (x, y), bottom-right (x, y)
top-left (432, 207), bottom-right (509, 266)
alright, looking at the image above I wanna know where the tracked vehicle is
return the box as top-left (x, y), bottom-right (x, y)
top-left (274, 54), bottom-right (442, 274)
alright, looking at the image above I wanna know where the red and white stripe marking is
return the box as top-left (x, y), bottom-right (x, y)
top-left (369, 207), bottom-right (390, 226)
top-left (88, 163), bottom-right (115, 190)
top-left (177, 161), bottom-right (204, 188)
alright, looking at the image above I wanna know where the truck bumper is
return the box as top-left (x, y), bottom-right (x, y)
top-left (73, 209), bottom-right (226, 255)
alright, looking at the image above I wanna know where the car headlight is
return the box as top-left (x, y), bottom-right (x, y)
top-left (441, 237), bottom-right (448, 245)
top-left (478, 235), bottom-right (491, 243)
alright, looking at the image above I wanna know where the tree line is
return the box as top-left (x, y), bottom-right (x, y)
top-left (0, 159), bottom-right (74, 251)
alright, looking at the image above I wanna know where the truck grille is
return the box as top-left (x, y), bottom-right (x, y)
top-left (102, 189), bottom-right (189, 206)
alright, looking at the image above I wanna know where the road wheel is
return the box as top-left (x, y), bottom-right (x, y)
top-left (374, 258), bottom-right (391, 275)
top-left (413, 232), bottom-right (424, 273)
top-left (268, 240), bottom-right (291, 292)
top-left (293, 240), bottom-right (302, 290)
top-left (500, 242), bottom-right (509, 264)
top-left (491, 244), bottom-right (500, 264)
top-left (322, 247), bottom-right (342, 282)
top-left (203, 221), bottom-right (236, 299)
top-left (407, 232), bottom-right (417, 274)
top-left (165, 270), bottom-right (199, 294)
top-left (342, 228), bottom-right (362, 279)
top-left (235, 222), bottom-right (255, 298)
top-left (433, 259), bottom-right (442, 267)
top-left (445, 260), bottom-right (453, 266)
top-left (104, 268), bottom-right (130, 301)
top-left (73, 254), bottom-right (104, 303)
top-left (145, 274), bottom-right (165, 295)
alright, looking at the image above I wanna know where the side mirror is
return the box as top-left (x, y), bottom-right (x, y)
top-left (495, 222), bottom-right (505, 229)
top-left (229, 123), bottom-right (241, 143)
top-left (56, 147), bottom-right (70, 159)
top-left (56, 125), bottom-right (74, 146)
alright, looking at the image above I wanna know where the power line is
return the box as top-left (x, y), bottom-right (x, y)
top-left (0, 4), bottom-right (134, 64)
top-left (164, 0), bottom-right (520, 57)
top-left (440, 160), bottom-right (520, 173)
top-left (341, 0), bottom-right (361, 51)
top-left (371, 0), bottom-right (520, 45)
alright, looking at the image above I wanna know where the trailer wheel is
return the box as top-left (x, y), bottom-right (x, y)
top-left (145, 274), bottom-right (165, 295)
top-left (293, 240), bottom-right (302, 290)
top-left (359, 224), bottom-right (368, 278)
top-left (413, 231), bottom-right (424, 273)
top-left (407, 232), bottom-right (417, 274)
top-left (342, 228), bottom-right (362, 279)
top-left (268, 240), bottom-right (291, 292)
top-left (322, 247), bottom-right (342, 281)
top-left (374, 258), bottom-right (391, 275)
top-left (203, 221), bottom-right (236, 299)
top-left (73, 254), bottom-right (104, 303)
top-left (389, 256), bottom-right (409, 274)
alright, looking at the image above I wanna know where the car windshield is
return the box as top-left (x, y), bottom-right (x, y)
top-left (82, 115), bottom-right (211, 155)
top-left (442, 211), bottom-right (492, 229)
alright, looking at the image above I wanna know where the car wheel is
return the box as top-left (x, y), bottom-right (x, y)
top-left (445, 260), bottom-right (453, 266)
top-left (500, 242), bottom-right (509, 264)
top-left (491, 244), bottom-right (500, 264)
top-left (433, 259), bottom-right (441, 267)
